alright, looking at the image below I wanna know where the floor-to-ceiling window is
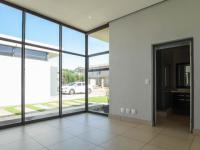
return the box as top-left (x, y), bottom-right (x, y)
top-left (88, 28), bottom-right (109, 114)
top-left (0, 2), bottom-right (87, 127)
top-left (25, 13), bottom-right (60, 121)
top-left (0, 4), bottom-right (22, 126)
top-left (62, 27), bottom-right (85, 114)
top-left (0, 1), bottom-right (109, 127)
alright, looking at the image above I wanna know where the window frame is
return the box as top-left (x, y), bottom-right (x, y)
top-left (0, 1), bottom-right (109, 129)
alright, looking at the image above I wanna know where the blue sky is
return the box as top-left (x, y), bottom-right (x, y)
top-left (0, 3), bottom-right (109, 70)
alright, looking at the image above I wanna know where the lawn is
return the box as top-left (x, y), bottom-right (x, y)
top-left (4, 106), bottom-right (21, 115)
top-left (1, 96), bottom-right (108, 115)
top-left (88, 96), bottom-right (109, 103)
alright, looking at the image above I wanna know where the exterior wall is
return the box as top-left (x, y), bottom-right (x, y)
top-left (0, 55), bottom-right (21, 106)
top-left (109, 0), bottom-right (200, 129)
top-left (0, 55), bottom-right (58, 106)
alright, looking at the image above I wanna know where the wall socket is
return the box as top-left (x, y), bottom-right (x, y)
top-left (131, 109), bottom-right (137, 115)
top-left (120, 107), bottom-right (125, 113)
top-left (120, 107), bottom-right (137, 115)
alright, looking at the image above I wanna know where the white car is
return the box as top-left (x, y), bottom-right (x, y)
top-left (62, 82), bottom-right (92, 95)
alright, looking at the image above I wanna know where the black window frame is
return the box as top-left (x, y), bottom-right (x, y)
top-left (0, 1), bottom-right (109, 129)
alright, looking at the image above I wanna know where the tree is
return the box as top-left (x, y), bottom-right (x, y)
top-left (62, 69), bottom-right (84, 84)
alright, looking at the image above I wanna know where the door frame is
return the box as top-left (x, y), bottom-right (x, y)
top-left (152, 38), bottom-right (194, 133)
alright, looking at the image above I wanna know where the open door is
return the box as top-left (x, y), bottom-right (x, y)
top-left (152, 38), bottom-right (194, 133)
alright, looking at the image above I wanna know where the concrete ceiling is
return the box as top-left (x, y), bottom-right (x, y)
top-left (5, 0), bottom-right (165, 32)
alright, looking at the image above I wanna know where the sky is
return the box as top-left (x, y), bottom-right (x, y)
top-left (0, 3), bottom-right (109, 70)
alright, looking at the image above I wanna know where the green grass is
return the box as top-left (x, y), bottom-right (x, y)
top-left (2, 96), bottom-right (108, 115)
top-left (4, 106), bottom-right (21, 115)
top-left (26, 104), bottom-right (45, 112)
top-left (43, 102), bottom-right (59, 108)
top-left (88, 96), bottom-right (108, 103)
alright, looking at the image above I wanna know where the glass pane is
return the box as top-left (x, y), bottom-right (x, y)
top-left (88, 28), bottom-right (109, 54)
top-left (62, 27), bottom-right (85, 54)
top-left (25, 45), bottom-right (59, 121)
top-left (0, 40), bottom-right (21, 126)
top-left (0, 3), bottom-right (22, 40)
top-left (62, 54), bottom-right (85, 114)
top-left (26, 13), bottom-right (59, 48)
top-left (88, 70), bottom-right (109, 114)
top-left (89, 54), bottom-right (109, 69)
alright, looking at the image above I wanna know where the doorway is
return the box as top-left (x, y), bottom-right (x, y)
top-left (152, 38), bottom-right (194, 133)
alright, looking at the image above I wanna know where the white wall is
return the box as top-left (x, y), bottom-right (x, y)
top-left (0, 55), bottom-right (21, 106)
top-left (0, 55), bottom-right (58, 106)
top-left (109, 0), bottom-right (200, 129)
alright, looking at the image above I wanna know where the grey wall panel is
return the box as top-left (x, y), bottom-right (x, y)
top-left (109, 0), bottom-right (200, 129)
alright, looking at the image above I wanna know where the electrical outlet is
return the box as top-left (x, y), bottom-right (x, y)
top-left (120, 107), bottom-right (125, 113)
top-left (131, 109), bottom-right (137, 115)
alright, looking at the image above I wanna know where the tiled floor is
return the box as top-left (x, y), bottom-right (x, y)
top-left (0, 113), bottom-right (199, 150)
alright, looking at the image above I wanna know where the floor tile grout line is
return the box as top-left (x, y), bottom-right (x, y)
top-left (139, 131), bottom-right (162, 150)
top-left (74, 129), bottom-right (119, 147)
top-left (28, 133), bottom-right (51, 150)
top-left (188, 135), bottom-right (195, 150)
top-left (118, 124), bottom-right (164, 144)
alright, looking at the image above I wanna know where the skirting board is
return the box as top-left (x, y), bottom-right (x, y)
top-left (109, 114), bottom-right (152, 126)
top-left (193, 129), bottom-right (200, 135)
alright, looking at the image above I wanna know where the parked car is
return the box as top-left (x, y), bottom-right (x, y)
top-left (62, 82), bottom-right (92, 95)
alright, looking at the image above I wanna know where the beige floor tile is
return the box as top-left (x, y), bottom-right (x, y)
top-left (141, 145), bottom-right (169, 150)
top-left (101, 136), bottom-right (145, 150)
top-left (0, 114), bottom-right (196, 150)
top-left (150, 134), bottom-right (192, 150)
top-left (0, 138), bottom-right (45, 150)
top-left (190, 136), bottom-right (200, 150)
top-left (122, 126), bottom-right (158, 142)
top-left (78, 129), bottom-right (117, 145)
top-left (30, 129), bottom-right (74, 147)
top-left (160, 127), bottom-right (194, 140)
top-left (136, 124), bottom-right (163, 133)
top-left (47, 137), bottom-right (96, 150)
top-left (61, 124), bottom-right (95, 136)
top-left (98, 123), bottom-right (135, 135)
top-left (111, 119), bottom-right (141, 128)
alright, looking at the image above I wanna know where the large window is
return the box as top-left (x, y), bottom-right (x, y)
top-left (24, 14), bottom-right (60, 121)
top-left (25, 45), bottom-right (59, 121)
top-left (62, 27), bottom-right (85, 54)
top-left (62, 54), bottom-right (85, 114)
top-left (88, 28), bottom-right (109, 114)
top-left (26, 13), bottom-right (59, 47)
top-left (0, 4), bottom-right (22, 126)
top-left (0, 2), bottom-right (109, 127)
top-left (88, 28), bottom-right (109, 54)
top-left (89, 54), bottom-right (109, 69)
top-left (0, 4), bottom-right (22, 40)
